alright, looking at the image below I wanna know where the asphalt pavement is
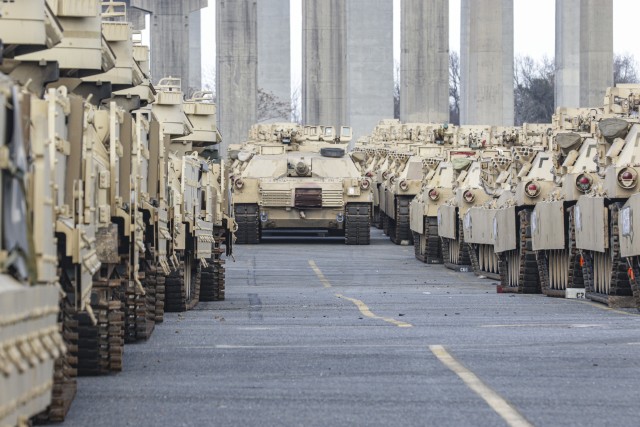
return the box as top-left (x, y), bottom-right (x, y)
top-left (63, 228), bottom-right (640, 427)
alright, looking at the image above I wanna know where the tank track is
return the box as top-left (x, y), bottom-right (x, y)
top-left (443, 218), bottom-right (472, 271)
top-left (136, 258), bottom-right (158, 340)
top-left (382, 212), bottom-right (390, 235)
top-left (34, 297), bottom-right (78, 423)
top-left (499, 209), bottom-right (540, 293)
top-left (390, 196), bottom-right (413, 245)
top-left (76, 265), bottom-right (124, 375)
top-left (165, 258), bottom-right (202, 312)
top-left (414, 216), bottom-right (442, 264)
top-left (155, 266), bottom-right (166, 323)
top-left (581, 203), bottom-right (635, 307)
top-left (372, 205), bottom-right (382, 229)
top-left (200, 238), bottom-right (226, 301)
top-left (235, 203), bottom-right (260, 244)
top-left (536, 205), bottom-right (584, 297)
top-left (345, 203), bottom-right (371, 245)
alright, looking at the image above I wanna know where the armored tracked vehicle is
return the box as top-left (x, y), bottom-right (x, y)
top-left (410, 126), bottom-right (486, 263)
top-left (577, 85), bottom-right (640, 307)
top-left (233, 124), bottom-right (373, 244)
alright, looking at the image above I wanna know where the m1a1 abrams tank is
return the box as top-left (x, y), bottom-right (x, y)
top-left (232, 124), bottom-right (373, 244)
top-left (529, 108), bottom-right (605, 297)
top-left (381, 123), bottom-right (448, 246)
top-left (577, 85), bottom-right (640, 307)
top-left (409, 125), bottom-right (483, 263)
top-left (438, 127), bottom-right (518, 273)
top-left (460, 146), bottom-right (515, 279)
top-left (490, 124), bottom-right (553, 293)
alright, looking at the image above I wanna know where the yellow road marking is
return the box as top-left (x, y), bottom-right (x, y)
top-left (577, 300), bottom-right (640, 317)
top-left (308, 260), bottom-right (412, 328)
top-left (430, 345), bottom-right (534, 427)
top-left (308, 260), bottom-right (332, 288)
top-left (335, 293), bottom-right (413, 328)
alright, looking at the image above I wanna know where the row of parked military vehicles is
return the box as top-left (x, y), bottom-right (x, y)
top-left (357, 85), bottom-right (640, 309)
top-left (0, 2), bottom-right (234, 426)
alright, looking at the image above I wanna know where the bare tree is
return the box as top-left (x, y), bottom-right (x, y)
top-left (202, 67), bottom-right (216, 95)
top-left (614, 53), bottom-right (639, 85)
top-left (449, 51), bottom-right (461, 125)
top-left (393, 60), bottom-right (400, 120)
top-left (257, 88), bottom-right (291, 123)
top-left (290, 85), bottom-right (302, 124)
top-left (514, 55), bottom-right (555, 125)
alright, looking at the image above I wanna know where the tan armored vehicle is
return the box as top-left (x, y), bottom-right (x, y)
top-left (409, 125), bottom-right (485, 263)
top-left (438, 127), bottom-right (517, 273)
top-left (380, 123), bottom-right (449, 246)
top-left (576, 85), bottom-right (640, 307)
top-left (0, 74), bottom-right (65, 427)
top-left (530, 108), bottom-right (605, 297)
top-left (232, 124), bottom-right (373, 244)
top-left (487, 124), bottom-right (552, 293)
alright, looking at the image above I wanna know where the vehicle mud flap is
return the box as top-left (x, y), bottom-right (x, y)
top-left (345, 203), bottom-right (371, 245)
top-left (444, 218), bottom-right (472, 271)
top-left (468, 243), bottom-right (500, 280)
top-left (537, 205), bottom-right (584, 298)
top-left (581, 203), bottom-right (635, 308)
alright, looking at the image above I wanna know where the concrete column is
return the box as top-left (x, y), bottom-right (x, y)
top-left (555, 0), bottom-right (613, 108)
top-left (189, 10), bottom-right (202, 94)
top-left (347, 0), bottom-right (393, 139)
top-left (131, 0), bottom-right (206, 93)
top-left (460, 0), bottom-right (470, 125)
top-left (460, 0), bottom-right (514, 126)
top-left (302, 0), bottom-right (347, 129)
top-left (401, 0), bottom-right (449, 124)
top-left (580, 0), bottom-right (613, 107)
top-left (257, 0), bottom-right (291, 123)
top-left (216, 0), bottom-right (258, 152)
top-left (124, 0), bottom-right (146, 31)
top-left (555, 0), bottom-right (581, 109)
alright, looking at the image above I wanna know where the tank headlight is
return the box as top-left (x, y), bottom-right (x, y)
top-left (524, 181), bottom-right (541, 198)
top-left (382, 171), bottom-right (390, 180)
top-left (389, 175), bottom-right (396, 184)
top-left (360, 179), bottom-right (371, 190)
top-left (234, 178), bottom-right (244, 189)
top-left (399, 180), bottom-right (409, 191)
top-left (428, 189), bottom-right (439, 201)
top-left (575, 174), bottom-right (593, 193)
top-left (463, 190), bottom-right (475, 203)
top-left (617, 168), bottom-right (638, 189)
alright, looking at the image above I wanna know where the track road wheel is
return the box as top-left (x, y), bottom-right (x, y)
top-left (165, 254), bottom-right (201, 312)
top-left (345, 203), bottom-right (371, 245)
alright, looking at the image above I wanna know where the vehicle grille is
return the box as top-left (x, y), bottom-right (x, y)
top-left (322, 189), bottom-right (344, 207)
top-left (295, 188), bottom-right (322, 208)
top-left (261, 189), bottom-right (292, 206)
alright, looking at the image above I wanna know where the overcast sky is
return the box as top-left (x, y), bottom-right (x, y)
top-left (187, 0), bottom-right (639, 93)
